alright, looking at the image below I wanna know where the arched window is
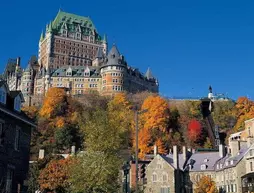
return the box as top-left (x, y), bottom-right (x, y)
top-left (162, 173), bottom-right (168, 182)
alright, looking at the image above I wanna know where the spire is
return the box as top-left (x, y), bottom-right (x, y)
top-left (48, 21), bottom-right (53, 33)
top-left (103, 34), bottom-right (107, 43)
top-left (46, 23), bottom-right (48, 32)
top-left (40, 30), bottom-right (44, 42)
top-left (25, 62), bottom-right (32, 72)
top-left (145, 67), bottom-right (154, 80)
top-left (209, 85), bottom-right (212, 93)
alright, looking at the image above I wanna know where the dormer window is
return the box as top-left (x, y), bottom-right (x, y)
top-left (225, 161), bottom-right (229, 166)
top-left (204, 159), bottom-right (209, 163)
top-left (230, 160), bottom-right (234, 165)
top-left (14, 96), bottom-right (21, 112)
top-left (0, 87), bottom-right (7, 104)
top-left (201, 164), bottom-right (207, 170)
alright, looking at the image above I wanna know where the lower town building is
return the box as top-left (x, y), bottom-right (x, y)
top-left (0, 80), bottom-right (36, 193)
top-left (144, 118), bottom-right (254, 193)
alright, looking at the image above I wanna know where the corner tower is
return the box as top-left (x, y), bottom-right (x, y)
top-left (100, 45), bottom-right (126, 96)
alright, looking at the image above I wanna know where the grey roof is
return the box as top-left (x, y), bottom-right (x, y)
top-left (157, 152), bottom-right (190, 171)
top-left (145, 67), bottom-right (154, 80)
top-left (215, 147), bottom-right (249, 171)
top-left (102, 45), bottom-right (126, 68)
top-left (186, 152), bottom-right (221, 171)
top-left (51, 66), bottom-right (101, 77)
top-left (96, 47), bottom-right (103, 59)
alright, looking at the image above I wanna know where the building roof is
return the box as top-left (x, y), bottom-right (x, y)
top-left (215, 147), bottom-right (249, 171)
top-left (186, 151), bottom-right (221, 171)
top-left (51, 10), bottom-right (101, 40)
top-left (161, 153), bottom-right (189, 170)
top-left (51, 66), bottom-right (101, 78)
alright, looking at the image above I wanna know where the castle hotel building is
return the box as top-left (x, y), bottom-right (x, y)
top-left (1, 10), bottom-right (158, 103)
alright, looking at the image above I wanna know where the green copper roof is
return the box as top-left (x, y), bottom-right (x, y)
top-left (40, 31), bottom-right (44, 42)
top-left (103, 34), bottom-right (107, 43)
top-left (52, 10), bottom-right (97, 33)
top-left (48, 21), bottom-right (53, 33)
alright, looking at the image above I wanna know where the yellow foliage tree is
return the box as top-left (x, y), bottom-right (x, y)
top-left (39, 88), bottom-right (67, 119)
top-left (195, 176), bottom-right (218, 193)
top-left (108, 93), bottom-right (133, 148)
top-left (234, 97), bottom-right (254, 131)
top-left (22, 105), bottom-right (39, 120)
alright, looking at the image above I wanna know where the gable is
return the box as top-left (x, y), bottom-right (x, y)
top-left (147, 155), bottom-right (175, 172)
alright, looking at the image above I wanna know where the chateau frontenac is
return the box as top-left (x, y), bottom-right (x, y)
top-left (1, 10), bottom-right (158, 104)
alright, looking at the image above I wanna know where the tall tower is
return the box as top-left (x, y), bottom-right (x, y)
top-left (102, 34), bottom-right (108, 55)
top-left (21, 62), bottom-right (34, 104)
top-left (38, 10), bottom-right (105, 70)
top-left (100, 45), bottom-right (126, 96)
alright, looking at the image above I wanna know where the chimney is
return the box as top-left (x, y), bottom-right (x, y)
top-left (71, 145), bottom-right (76, 155)
top-left (173, 146), bottom-right (179, 169)
top-left (182, 146), bottom-right (187, 161)
top-left (188, 147), bottom-right (191, 152)
top-left (229, 140), bottom-right (240, 157)
top-left (154, 145), bottom-right (158, 156)
top-left (219, 144), bottom-right (225, 158)
top-left (39, 149), bottom-right (45, 159)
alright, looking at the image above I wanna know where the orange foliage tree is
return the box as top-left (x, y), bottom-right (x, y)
top-left (22, 105), bottom-right (39, 120)
top-left (38, 158), bottom-right (71, 193)
top-left (195, 176), bottom-right (218, 193)
top-left (137, 96), bottom-right (170, 158)
top-left (188, 119), bottom-right (202, 142)
top-left (234, 97), bottom-right (254, 131)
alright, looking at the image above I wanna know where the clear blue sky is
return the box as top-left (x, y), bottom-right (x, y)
top-left (0, 0), bottom-right (254, 99)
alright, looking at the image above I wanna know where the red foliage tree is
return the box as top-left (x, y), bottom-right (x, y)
top-left (188, 119), bottom-right (202, 142)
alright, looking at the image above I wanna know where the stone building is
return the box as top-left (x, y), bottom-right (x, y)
top-left (0, 80), bottom-right (36, 192)
top-left (144, 117), bottom-right (254, 193)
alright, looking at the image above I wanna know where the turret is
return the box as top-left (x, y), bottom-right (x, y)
top-left (92, 48), bottom-right (104, 67)
top-left (100, 44), bottom-right (126, 95)
top-left (40, 30), bottom-right (44, 43)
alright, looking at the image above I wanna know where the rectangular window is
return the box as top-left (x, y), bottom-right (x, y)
top-left (251, 162), bottom-right (253, 171)
top-left (14, 127), bottom-right (20, 151)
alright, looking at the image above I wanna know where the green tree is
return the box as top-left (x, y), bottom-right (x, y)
top-left (69, 152), bottom-right (121, 193)
top-left (69, 109), bottom-right (123, 192)
top-left (27, 163), bottom-right (40, 193)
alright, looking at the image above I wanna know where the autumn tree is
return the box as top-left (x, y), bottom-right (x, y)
top-left (204, 137), bottom-right (213, 149)
top-left (38, 158), bottom-right (71, 193)
top-left (39, 88), bottom-right (68, 119)
top-left (188, 119), bottom-right (202, 142)
top-left (234, 97), bottom-right (254, 131)
top-left (195, 176), bottom-right (218, 193)
top-left (136, 95), bottom-right (170, 158)
top-left (107, 93), bottom-right (133, 148)
top-left (22, 105), bottom-right (39, 120)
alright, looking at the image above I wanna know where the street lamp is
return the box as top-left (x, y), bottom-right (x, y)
top-left (134, 108), bottom-right (148, 193)
top-left (122, 161), bottom-right (131, 193)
